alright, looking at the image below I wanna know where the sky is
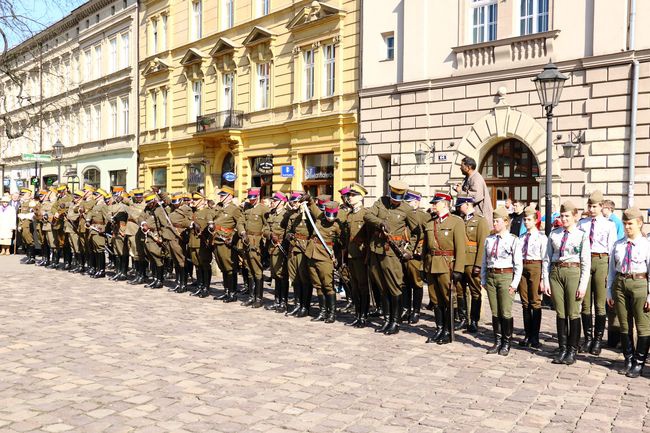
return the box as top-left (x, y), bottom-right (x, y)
top-left (7, 0), bottom-right (87, 48)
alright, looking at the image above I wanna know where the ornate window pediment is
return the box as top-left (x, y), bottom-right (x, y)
top-left (180, 48), bottom-right (206, 66)
top-left (287, 1), bottom-right (345, 31)
top-left (142, 58), bottom-right (170, 77)
top-left (243, 26), bottom-right (275, 47)
top-left (243, 26), bottom-right (275, 63)
top-left (209, 37), bottom-right (239, 57)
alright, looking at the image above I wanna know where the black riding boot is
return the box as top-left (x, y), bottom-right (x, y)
top-left (325, 293), bottom-right (337, 324)
top-left (618, 333), bottom-right (635, 375)
top-left (26, 246), bottom-right (36, 264)
top-left (287, 282), bottom-right (302, 316)
top-left (466, 298), bottom-right (481, 333)
top-left (499, 317), bottom-right (513, 356)
top-left (151, 266), bottom-right (164, 289)
top-left (552, 317), bottom-right (568, 364)
top-left (455, 296), bottom-right (468, 331)
top-left (252, 278), bottom-right (264, 308)
top-left (111, 256), bottom-right (122, 281)
top-left (564, 318), bottom-right (581, 365)
top-left (47, 249), bottom-right (59, 269)
top-left (384, 295), bottom-right (401, 335)
top-left (376, 295), bottom-right (391, 333)
top-left (311, 295), bottom-right (327, 321)
top-left (487, 316), bottom-right (502, 354)
top-left (426, 305), bottom-right (444, 343)
top-left (225, 272), bottom-right (238, 302)
top-left (626, 335), bottom-right (649, 378)
top-left (266, 278), bottom-right (281, 311)
top-left (519, 307), bottom-right (532, 347)
top-left (436, 306), bottom-right (452, 344)
top-left (297, 284), bottom-right (312, 317)
top-left (145, 264), bottom-right (160, 288)
top-left (410, 286), bottom-right (423, 324)
top-left (171, 265), bottom-right (182, 292)
top-left (590, 314), bottom-right (607, 356)
top-left (401, 283), bottom-right (412, 323)
top-left (579, 313), bottom-right (593, 353)
top-left (529, 308), bottom-right (543, 348)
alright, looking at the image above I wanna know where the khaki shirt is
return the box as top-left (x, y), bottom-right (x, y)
top-left (264, 206), bottom-right (289, 254)
top-left (286, 205), bottom-right (312, 255)
top-left (341, 205), bottom-right (368, 260)
top-left (423, 212), bottom-right (466, 274)
top-left (464, 212), bottom-right (490, 268)
top-left (211, 202), bottom-right (244, 244)
top-left (542, 226), bottom-right (591, 293)
top-left (363, 197), bottom-right (419, 257)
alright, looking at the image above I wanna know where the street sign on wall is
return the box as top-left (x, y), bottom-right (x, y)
top-left (22, 153), bottom-right (52, 162)
top-left (281, 166), bottom-right (294, 178)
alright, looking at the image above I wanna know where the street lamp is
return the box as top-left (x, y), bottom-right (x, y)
top-left (52, 139), bottom-right (64, 186)
top-left (357, 136), bottom-right (371, 183)
top-left (533, 61), bottom-right (568, 235)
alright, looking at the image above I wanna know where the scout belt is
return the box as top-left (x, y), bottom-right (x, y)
top-left (488, 267), bottom-right (513, 274)
top-left (523, 260), bottom-right (542, 264)
top-left (591, 253), bottom-right (609, 258)
top-left (553, 262), bottom-right (580, 268)
top-left (618, 272), bottom-right (648, 280)
top-left (433, 250), bottom-right (454, 256)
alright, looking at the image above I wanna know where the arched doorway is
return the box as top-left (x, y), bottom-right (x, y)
top-left (479, 139), bottom-right (540, 208)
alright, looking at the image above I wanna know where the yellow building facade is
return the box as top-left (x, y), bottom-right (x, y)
top-left (138, 0), bottom-right (359, 197)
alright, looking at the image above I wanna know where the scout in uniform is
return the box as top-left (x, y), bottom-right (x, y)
top-left (187, 193), bottom-right (215, 297)
top-left (263, 191), bottom-right (290, 312)
top-left (86, 189), bottom-right (111, 279)
top-left (241, 188), bottom-right (270, 308)
top-left (127, 189), bottom-right (148, 285)
top-left (402, 190), bottom-right (430, 325)
top-left (518, 206), bottom-right (547, 348)
top-left (480, 207), bottom-right (523, 356)
top-left (576, 190), bottom-right (618, 356)
top-left (211, 186), bottom-right (245, 303)
top-left (141, 193), bottom-right (166, 288)
top-left (17, 189), bottom-right (36, 264)
top-left (423, 192), bottom-right (465, 344)
top-left (607, 207), bottom-right (650, 378)
top-left (455, 195), bottom-right (489, 333)
top-left (542, 201), bottom-right (591, 365)
top-left (285, 191), bottom-right (314, 317)
top-left (364, 179), bottom-right (420, 335)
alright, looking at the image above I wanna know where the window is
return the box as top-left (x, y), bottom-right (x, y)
top-left (92, 104), bottom-right (101, 141)
top-left (323, 44), bottom-right (335, 97)
top-left (120, 32), bottom-right (129, 68)
top-left (303, 49), bottom-right (314, 100)
top-left (111, 5), bottom-right (115, 15)
top-left (109, 170), bottom-right (127, 190)
top-left (161, 15), bottom-right (167, 51)
top-left (95, 14), bottom-right (100, 24)
top-left (94, 44), bottom-right (101, 79)
top-left (471, 0), bottom-right (498, 43)
top-left (256, 63), bottom-right (270, 110)
top-left (110, 100), bottom-right (117, 136)
top-left (121, 96), bottom-right (129, 135)
top-left (187, 164), bottom-right (205, 192)
top-left (520, 0), bottom-right (549, 35)
top-left (256, 0), bottom-right (269, 17)
top-left (191, 0), bottom-right (202, 40)
top-left (222, 0), bottom-right (234, 29)
top-left (151, 90), bottom-right (158, 129)
top-left (109, 37), bottom-right (117, 73)
top-left (151, 19), bottom-right (158, 54)
top-left (251, 156), bottom-right (273, 197)
top-left (303, 153), bottom-right (334, 197)
top-left (84, 107), bottom-right (91, 141)
top-left (192, 80), bottom-right (202, 118)
top-left (161, 88), bottom-right (168, 127)
top-left (84, 48), bottom-right (91, 80)
top-left (151, 167), bottom-right (167, 192)
top-left (222, 73), bottom-right (233, 111)
top-left (123, 0), bottom-right (127, 8)
top-left (383, 33), bottom-right (394, 61)
top-left (84, 168), bottom-right (101, 189)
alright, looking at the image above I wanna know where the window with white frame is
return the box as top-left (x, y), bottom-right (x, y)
top-left (222, 0), bottom-right (234, 30)
top-left (323, 44), bottom-right (335, 97)
top-left (93, 44), bottom-right (101, 79)
top-left (471, 0), bottom-right (498, 43)
top-left (191, 0), bottom-right (202, 40)
top-left (161, 14), bottom-right (168, 51)
top-left (110, 100), bottom-right (117, 136)
top-left (303, 49), bottom-right (314, 100)
top-left (84, 48), bottom-right (91, 80)
top-left (92, 103), bottom-right (101, 140)
top-left (256, 63), bottom-right (270, 110)
top-left (222, 73), bottom-right (233, 111)
top-left (383, 32), bottom-right (395, 61)
top-left (84, 106), bottom-right (91, 141)
top-left (151, 19), bottom-right (158, 54)
top-left (161, 88), bottom-right (168, 127)
top-left (256, 0), bottom-right (269, 17)
top-left (109, 37), bottom-right (117, 73)
top-left (519, 0), bottom-right (548, 35)
top-left (120, 32), bottom-right (129, 68)
top-left (121, 96), bottom-right (129, 135)
top-left (192, 80), bottom-right (202, 119)
top-left (151, 90), bottom-right (158, 129)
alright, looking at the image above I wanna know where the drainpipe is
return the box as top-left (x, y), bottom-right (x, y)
top-left (357, 0), bottom-right (364, 185)
top-left (627, 0), bottom-right (639, 207)
top-left (135, 0), bottom-right (141, 189)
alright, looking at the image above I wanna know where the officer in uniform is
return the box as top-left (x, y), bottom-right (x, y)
top-left (364, 179), bottom-right (419, 336)
top-left (285, 191), bottom-right (313, 317)
top-left (543, 201), bottom-right (591, 365)
top-left (423, 192), bottom-right (465, 344)
top-left (211, 186), bottom-right (245, 302)
top-left (402, 190), bottom-right (430, 325)
top-left (38, 189), bottom-right (56, 267)
top-left (49, 185), bottom-right (71, 269)
top-left (263, 191), bottom-right (290, 312)
top-left (577, 190), bottom-right (617, 356)
top-left (241, 188), bottom-right (270, 308)
top-left (187, 193), bottom-right (215, 297)
top-left (127, 189), bottom-right (148, 285)
top-left (141, 193), bottom-right (166, 288)
top-left (518, 205), bottom-right (547, 348)
top-left (109, 191), bottom-right (130, 281)
top-left (78, 186), bottom-right (97, 275)
top-left (607, 207), bottom-right (650, 378)
top-left (480, 207), bottom-right (523, 356)
top-left (456, 195), bottom-right (489, 333)
top-left (65, 190), bottom-right (85, 272)
top-left (86, 189), bottom-right (111, 279)
top-left (153, 193), bottom-right (191, 292)
top-left (17, 189), bottom-right (36, 264)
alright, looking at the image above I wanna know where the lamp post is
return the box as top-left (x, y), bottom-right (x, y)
top-left (52, 139), bottom-right (64, 186)
top-left (533, 62), bottom-right (568, 235)
top-left (357, 136), bottom-right (370, 183)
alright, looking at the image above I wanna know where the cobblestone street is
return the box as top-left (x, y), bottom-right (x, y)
top-left (0, 254), bottom-right (648, 433)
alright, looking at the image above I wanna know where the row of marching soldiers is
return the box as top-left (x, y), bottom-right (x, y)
top-left (15, 181), bottom-right (650, 378)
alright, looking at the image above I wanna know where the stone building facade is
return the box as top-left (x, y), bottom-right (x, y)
top-left (359, 0), bottom-right (650, 214)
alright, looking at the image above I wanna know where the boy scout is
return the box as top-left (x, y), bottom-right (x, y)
top-left (424, 192), bottom-right (465, 344)
top-left (576, 190), bottom-right (617, 356)
top-left (518, 206), bottom-right (547, 348)
top-left (456, 195), bottom-right (489, 333)
top-left (607, 207), bottom-right (650, 378)
top-left (241, 188), bottom-right (270, 308)
top-left (543, 201), bottom-right (591, 365)
top-left (480, 207), bottom-right (523, 356)
top-left (403, 190), bottom-right (430, 325)
top-left (263, 192), bottom-right (290, 312)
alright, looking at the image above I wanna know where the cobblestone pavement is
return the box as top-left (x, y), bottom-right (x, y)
top-left (0, 254), bottom-right (649, 433)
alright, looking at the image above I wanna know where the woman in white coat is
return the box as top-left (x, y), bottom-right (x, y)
top-left (0, 194), bottom-right (17, 255)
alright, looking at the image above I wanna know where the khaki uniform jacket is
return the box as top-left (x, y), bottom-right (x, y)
top-left (363, 197), bottom-right (419, 257)
top-left (341, 206), bottom-right (368, 260)
top-left (464, 213), bottom-right (490, 268)
top-left (264, 206), bottom-right (289, 254)
top-left (40, 201), bottom-right (53, 232)
top-left (424, 212), bottom-right (466, 274)
top-left (189, 207), bottom-right (215, 248)
top-left (305, 203), bottom-right (341, 262)
top-left (211, 203), bottom-right (244, 245)
top-left (51, 194), bottom-right (72, 231)
top-left (170, 205), bottom-right (193, 237)
top-left (286, 206), bottom-right (312, 255)
top-left (87, 201), bottom-right (110, 231)
top-left (126, 201), bottom-right (146, 236)
top-left (243, 204), bottom-right (270, 252)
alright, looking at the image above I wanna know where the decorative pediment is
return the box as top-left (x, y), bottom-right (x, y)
top-left (209, 37), bottom-right (239, 57)
top-left (142, 58), bottom-right (170, 77)
top-left (287, 1), bottom-right (345, 31)
top-left (243, 26), bottom-right (275, 47)
top-left (180, 48), bottom-right (206, 66)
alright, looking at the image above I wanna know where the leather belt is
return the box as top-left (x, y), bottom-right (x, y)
top-left (312, 236), bottom-right (333, 247)
top-left (618, 272), bottom-right (648, 280)
top-left (591, 253), bottom-right (609, 258)
top-left (466, 241), bottom-right (478, 247)
top-left (294, 233), bottom-right (308, 240)
top-left (248, 231), bottom-right (263, 236)
top-left (523, 260), bottom-right (542, 264)
top-left (488, 267), bottom-right (513, 274)
top-left (389, 235), bottom-right (406, 241)
top-left (553, 262), bottom-right (580, 268)
top-left (433, 250), bottom-right (454, 256)
top-left (215, 225), bottom-right (234, 233)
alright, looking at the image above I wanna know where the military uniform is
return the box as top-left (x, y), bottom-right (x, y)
top-left (38, 193), bottom-right (55, 267)
top-left (109, 197), bottom-right (130, 281)
top-left (403, 190), bottom-right (431, 325)
top-left (241, 188), bottom-right (270, 308)
top-left (286, 191), bottom-right (313, 317)
top-left (127, 190), bottom-right (148, 285)
top-left (86, 190), bottom-right (111, 278)
top-left (188, 195), bottom-right (215, 297)
top-left (263, 192), bottom-right (290, 312)
top-left (142, 194), bottom-right (166, 288)
top-left (17, 193), bottom-right (36, 264)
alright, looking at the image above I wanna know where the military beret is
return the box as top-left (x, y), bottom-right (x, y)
top-left (523, 206), bottom-right (537, 218)
top-left (588, 190), bottom-right (604, 205)
top-left (493, 206), bottom-right (510, 221)
top-left (623, 207), bottom-right (643, 221)
top-left (560, 201), bottom-right (577, 213)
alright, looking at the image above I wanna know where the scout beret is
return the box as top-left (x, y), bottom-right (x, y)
top-left (560, 201), bottom-right (577, 213)
top-left (588, 190), bottom-right (604, 205)
top-left (523, 206), bottom-right (537, 217)
top-left (219, 185), bottom-right (235, 196)
top-left (430, 192), bottom-right (452, 204)
top-left (388, 179), bottom-right (409, 201)
top-left (349, 182), bottom-right (368, 196)
top-left (623, 207), bottom-right (643, 221)
top-left (405, 190), bottom-right (422, 202)
top-left (493, 206), bottom-right (510, 221)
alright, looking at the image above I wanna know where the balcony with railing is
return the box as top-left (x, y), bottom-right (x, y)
top-left (195, 110), bottom-right (244, 133)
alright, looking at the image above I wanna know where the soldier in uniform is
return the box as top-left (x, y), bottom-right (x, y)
top-left (86, 189), bottom-right (111, 279)
top-left (140, 193), bottom-right (165, 288)
top-left (285, 191), bottom-right (313, 317)
top-left (518, 205), bottom-right (547, 348)
top-left (455, 195), bottom-right (489, 333)
top-left (240, 188), bottom-right (270, 308)
top-left (607, 207), bottom-right (650, 378)
top-left (17, 189), bottom-right (36, 264)
top-left (402, 190), bottom-right (430, 325)
top-left (423, 192), bottom-right (465, 344)
top-left (543, 201), bottom-right (591, 365)
top-left (364, 179), bottom-right (420, 336)
top-left (577, 190), bottom-right (618, 356)
top-left (77, 186), bottom-right (97, 275)
top-left (127, 189), bottom-right (148, 285)
top-left (263, 191), bottom-right (290, 312)
top-left (211, 186), bottom-right (245, 302)
top-left (188, 193), bottom-right (215, 297)
top-left (37, 189), bottom-right (56, 267)
top-left (480, 207), bottom-right (523, 356)
top-left (306, 200), bottom-right (343, 323)
top-left (65, 190), bottom-right (85, 272)
top-left (109, 190), bottom-right (130, 281)
top-left (49, 185), bottom-right (72, 269)
top-left (154, 193), bottom-right (192, 292)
